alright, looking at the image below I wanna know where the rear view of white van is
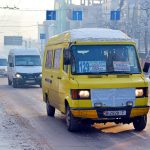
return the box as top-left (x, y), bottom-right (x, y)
top-left (7, 48), bottom-right (42, 88)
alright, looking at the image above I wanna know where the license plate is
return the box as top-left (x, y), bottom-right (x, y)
top-left (26, 80), bottom-right (34, 83)
top-left (103, 110), bottom-right (126, 116)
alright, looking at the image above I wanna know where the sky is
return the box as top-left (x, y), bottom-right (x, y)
top-left (0, 0), bottom-right (54, 39)
top-left (0, 0), bottom-right (81, 55)
top-left (0, 0), bottom-right (55, 55)
top-left (0, 0), bottom-right (79, 40)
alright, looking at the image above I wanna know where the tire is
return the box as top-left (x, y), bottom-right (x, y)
top-left (66, 106), bottom-right (80, 132)
top-left (39, 83), bottom-right (42, 88)
top-left (13, 79), bottom-right (17, 88)
top-left (46, 100), bottom-right (55, 117)
top-left (133, 115), bottom-right (147, 131)
top-left (8, 78), bottom-right (12, 85)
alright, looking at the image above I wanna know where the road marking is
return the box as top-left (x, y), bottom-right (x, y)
top-left (132, 132), bottom-right (147, 140)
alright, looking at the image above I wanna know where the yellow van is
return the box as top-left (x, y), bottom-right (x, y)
top-left (42, 28), bottom-right (149, 132)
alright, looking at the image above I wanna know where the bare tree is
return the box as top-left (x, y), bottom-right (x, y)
top-left (140, 0), bottom-right (150, 53)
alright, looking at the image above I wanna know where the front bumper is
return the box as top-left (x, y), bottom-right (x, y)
top-left (71, 106), bottom-right (149, 120)
top-left (15, 78), bottom-right (41, 85)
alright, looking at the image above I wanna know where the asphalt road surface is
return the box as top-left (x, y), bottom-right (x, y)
top-left (0, 77), bottom-right (150, 150)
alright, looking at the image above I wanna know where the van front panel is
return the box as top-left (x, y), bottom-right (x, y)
top-left (66, 43), bottom-right (149, 120)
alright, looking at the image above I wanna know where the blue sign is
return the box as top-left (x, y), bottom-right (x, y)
top-left (72, 11), bottom-right (82, 20)
top-left (46, 10), bottom-right (56, 20)
top-left (4, 36), bottom-right (22, 46)
top-left (110, 11), bottom-right (120, 20)
top-left (40, 34), bottom-right (45, 40)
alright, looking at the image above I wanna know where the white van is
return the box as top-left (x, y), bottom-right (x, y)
top-left (7, 48), bottom-right (42, 88)
top-left (0, 56), bottom-right (7, 77)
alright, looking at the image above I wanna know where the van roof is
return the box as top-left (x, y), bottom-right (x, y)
top-left (9, 48), bottom-right (40, 56)
top-left (47, 28), bottom-right (133, 45)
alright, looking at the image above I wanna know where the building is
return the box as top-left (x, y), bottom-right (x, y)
top-left (38, 0), bottom-right (150, 54)
top-left (54, 0), bottom-right (104, 33)
top-left (39, 0), bottom-right (103, 43)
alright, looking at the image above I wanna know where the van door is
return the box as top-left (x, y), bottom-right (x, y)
top-left (43, 50), bottom-right (55, 106)
top-left (51, 49), bottom-right (62, 109)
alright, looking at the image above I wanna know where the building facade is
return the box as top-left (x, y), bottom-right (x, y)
top-left (39, 0), bottom-right (103, 43)
top-left (38, 0), bottom-right (150, 53)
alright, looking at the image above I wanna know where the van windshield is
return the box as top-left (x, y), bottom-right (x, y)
top-left (71, 45), bottom-right (141, 75)
top-left (15, 55), bottom-right (41, 66)
top-left (0, 59), bottom-right (7, 66)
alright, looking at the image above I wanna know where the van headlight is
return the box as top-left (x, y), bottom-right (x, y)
top-left (39, 73), bottom-right (42, 78)
top-left (135, 89), bottom-right (144, 97)
top-left (71, 89), bottom-right (90, 99)
top-left (79, 90), bottom-right (90, 98)
top-left (16, 73), bottom-right (22, 78)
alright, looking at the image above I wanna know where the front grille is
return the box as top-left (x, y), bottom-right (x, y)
top-left (91, 88), bottom-right (135, 107)
top-left (19, 73), bottom-right (40, 79)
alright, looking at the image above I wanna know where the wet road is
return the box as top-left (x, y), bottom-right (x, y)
top-left (0, 77), bottom-right (150, 150)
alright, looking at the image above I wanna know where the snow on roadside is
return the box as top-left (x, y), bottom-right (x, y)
top-left (0, 104), bottom-right (44, 150)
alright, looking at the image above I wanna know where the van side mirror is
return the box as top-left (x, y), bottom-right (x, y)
top-left (143, 62), bottom-right (150, 73)
top-left (64, 48), bottom-right (71, 65)
top-left (9, 63), bottom-right (14, 67)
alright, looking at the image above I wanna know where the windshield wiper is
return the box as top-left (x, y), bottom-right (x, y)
top-left (107, 71), bottom-right (132, 75)
top-left (73, 71), bottom-right (141, 75)
top-left (73, 72), bottom-right (109, 75)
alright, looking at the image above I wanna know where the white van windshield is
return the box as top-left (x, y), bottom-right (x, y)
top-left (71, 45), bottom-right (141, 75)
top-left (15, 55), bottom-right (41, 66)
top-left (0, 59), bottom-right (7, 66)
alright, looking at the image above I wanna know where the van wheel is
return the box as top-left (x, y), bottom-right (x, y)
top-left (8, 78), bottom-right (12, 85)
top-left (13, 79), bottom-right (17, 88)
top-left (133, 115), bottom-right (147, 131)
top-left (46, 100), bottom-right (55, 117)
top-left (39, 83), bottom-right (42, 88)
top-left (66, 106), bottom-right (80, 132)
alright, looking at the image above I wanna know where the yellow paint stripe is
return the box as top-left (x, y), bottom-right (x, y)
top-left (130, 107), bottom-right (149, 117)
top-left (71, 110), bottom-right (98, 119)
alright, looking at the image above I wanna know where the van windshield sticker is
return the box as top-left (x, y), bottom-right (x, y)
top-left (78, 61), bottom-right (106, 73)
top-left (77, 50), bottom-right (89, 55)
top-left (113, 61), bottom-right (130, 71)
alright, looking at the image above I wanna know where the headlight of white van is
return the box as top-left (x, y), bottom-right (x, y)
top-left (135, 89), bottom-right (144, 97)
top-left (16, 73), bottom-right (22, 78)
top-left (39, 73), bottom-right (42, 78)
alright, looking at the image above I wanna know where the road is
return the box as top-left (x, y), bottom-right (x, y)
top-left (0, 77), bottom-right (150, 150)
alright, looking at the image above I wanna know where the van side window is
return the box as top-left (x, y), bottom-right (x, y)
top-left (54, 49), bottom-right (61, 69)
top-left (45, 50), bottom-right (53, 69)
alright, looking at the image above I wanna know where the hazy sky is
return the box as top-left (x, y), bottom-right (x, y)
top-left (0, 0), bottom-right (80, 55)
top-left (0, 0), bottom-right (55, 55)
top-left (0, 0), bottom-right (54, 40)
top-left (0, 0), bottom-right (80, 40)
